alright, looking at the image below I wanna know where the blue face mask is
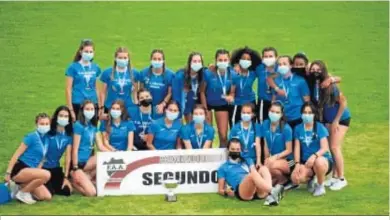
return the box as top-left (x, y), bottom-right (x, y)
top-left (37, 125), bottom-right (50, 135)
top-left (193, 115), bottom-right (205, 124)
top-left (116, 58), bottom-right (129, 68)
top-left (110, 110), bottom-right (122, 119)
top-left (241, 113), bottom-right (252, 122)
top-left (301, 113), bottom-right (314, 124)
top-left (81, 52), bottom-right (94, 62)
top-left (151, 60), bottom-right (163, 69)
top-left (166, 111), bottom-right (179, 121)
top-left (268, 112), bottom-right (282, 123)
top-left (277, 65), bottom-right (290, 75)
top-left (239, 59), bottom-right (252, 69)
top-left (216, 61), bottom-right (229, 70)
top-left (57, 117), bottom-right (69, 127)
top-left (83, 110), bottom-right (95, 121)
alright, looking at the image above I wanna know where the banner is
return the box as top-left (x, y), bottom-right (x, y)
top-left (96, 148), bottom-right (227, 196)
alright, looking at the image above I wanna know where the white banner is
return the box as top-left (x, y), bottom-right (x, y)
top-left (96, 148), bottom-right (227, 196)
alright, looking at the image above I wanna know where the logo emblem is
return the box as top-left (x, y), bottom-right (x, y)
top-left (103, 158), bottom-right (126, 176)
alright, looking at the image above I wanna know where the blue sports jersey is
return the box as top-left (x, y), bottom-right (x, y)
top-left (255, 64), bottom-right (278, 101)
top-left (180, 121), bottom-right (215, 149)
top-left (149, 118), bottom-right (182, 150)
top-left (204, 68), bottom-right (237, 106)
top-left (99, 120), bottom-right (135, 151)
top-left (233, 70), bottom-right (256, 105)
top-left (100, 67), bottom-right (139, 109)
top-left (217, 157), bottom-right (254, 191)
top-left (19, 131), bottom-right (50, 168)
top-left (322, 85), bottom-right (351, 123)
top-left (259, 120), bottom-right (293, 160)
top-left (65, 62), bottom-right (101, 104)
top-left (73, 121), bottom-right (97, 163)
top-left (172, 69), bottom-right (201, 116)
top-left (129, 107), bottom-right (154, 146)
top-left (294, 122), bottom-right (333, 162)
top-left (273, 74), bottom-right (310, 121)
top-left (229, 122), bottom-right (257, 160)
top-left (43, 132), bottom-right (72, 169)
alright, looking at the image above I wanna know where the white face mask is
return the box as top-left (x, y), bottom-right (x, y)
top-left (239, 59), bottom-right (252, 69)
top-left (191, 63), bottom-right (203, 72)
top-left (216, 61), bottom-right (229, 70)
top-left (263, 57), bottom-right (276, 67)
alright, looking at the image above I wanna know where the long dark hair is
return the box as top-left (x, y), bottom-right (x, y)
top-left (183, 52), bottom-right (204, 92)
top-left (49, 106), bottom-right (73, 137)
top-left (78, 100), bottom-right (98, 127)
top-left (73, 39), bottom-right (94, 62)
top-left (230, 46), bottom-right (262, 71)
top-left (310, 60), bottom-right (337, 108)
top-left (105, 100), bottom-right (130, 135)
top-left (109, 47), bottom-right (135, 86)
top-left (269, 101), bottom-right (287, 130)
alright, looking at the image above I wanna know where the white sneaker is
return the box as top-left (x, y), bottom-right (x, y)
top-left (324, 177), bottom-right (337, 187)
top-left (313, 184), bottom-right (326, 196)
top-left (307, 178), bottom-right (317, 193)
top-left (330, 178), bottom-right (348, 191)
top-left (8, 181), bottom-right (19, 199)
top-left (15, 191), bottom-right (36, 204)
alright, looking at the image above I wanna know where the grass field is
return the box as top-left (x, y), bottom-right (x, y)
top-left (0, 1), bottom-right (388, 215)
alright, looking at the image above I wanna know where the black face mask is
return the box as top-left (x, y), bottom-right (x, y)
top-left (312, 72), bottom-right (324, 81)
top-left (229, 151), bottom-right (241, 160)
top-left (140, 99), bottom-right (152, 107)
top-left (291, 67), bottom-right (306, 76)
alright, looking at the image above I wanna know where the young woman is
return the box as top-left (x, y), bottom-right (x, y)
top-left (259, 102), bottom-right (294, 186)
top-left (172, 52), bottom-right (204, 123)
top-left (217, 138), bottom-right (284, 205)
top-left (230, 47), bottom-right (261, 125)
top-left (200, 49), bottom-right (236, 148)
top-left (100, 100), bottom-right (135, 151)
top-left (180, 105), bottom-right (215, 149)
top-left (272, 56), bottom-right (310, 130)
top-left (100, 47), bottom-right (139, 120)
top-left (129, 89), bottom-right (155, 150)
top-left (43, 106), bottom-right (73, 197)
top-left (147, 101), bottom-right (182, 150)
top-left (291, 102), bottom-right (333, 196)
top-left (137, 49), bottom-right (174, 119)
top-left (5, 113), bottom-right (52, 204)
top-left (228, 103), bottom-right (260, 167)
top-left (311, 60), bottom-right (351, 190)
top-left (65, 39), bottom-right (102, 122)
top-left (70, 100), bottom-right (107, 197)
top-left (255, 47), bottom-right (278, 124)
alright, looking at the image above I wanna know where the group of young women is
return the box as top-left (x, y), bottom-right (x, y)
top-left (4, 39), bottom-right (351, 205)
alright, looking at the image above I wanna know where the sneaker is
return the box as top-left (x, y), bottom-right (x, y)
top-left (283, 181), bottom-right (299, 191)
top-left (266, 184), bottom-right (284, 206)
top-left (313, 184), bottom-right (326, 196)
top-left (8, 181), bottom-right (19, 199)
top-left (324, 177), bottom-right (337, 187)
top-left (330, 178), bottom-right (348, 191)
top-left (15, 191), bottom-right (36, 204)
top-left (263, 195), bottom-right (275, 206)
top-left (307, 178), bottom-right (317, 193)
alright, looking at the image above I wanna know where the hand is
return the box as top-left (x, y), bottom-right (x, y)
top-left (305, 155), bottom-right (316, 169)
top-left (233, 64), bottom-right (241, 74)
top-left (4, 173), bottom-right (10, 183)
top-left (276, 89), bottom-right (287, 97)
top-left (226, 187), bottom-right (235, 197)
top-left (255, 162), bottom-right (262, 169)
top-left (321, 77), bottom-right (333, 88)
top-left (140, 133), bottom-right (147, 142)
top-left (100, 113), bottom-right (109, 121)
top-left (62, 178), bottom-right (73, 191)
top-left (70, 110), bottom-right (76, 122)
top-left (331, 121), bottom-right (339, 133)
top-left (224, 95), bottom-right (234, 104)
top-left (70, 169), bottom-right (81, 184)
top-left (208, 64), bottom-right (216, 72)
top-left (156, 103), bottom-right (165, 114)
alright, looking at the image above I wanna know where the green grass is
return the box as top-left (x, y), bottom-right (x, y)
top-left (0, 1), bottom-right (388, 215)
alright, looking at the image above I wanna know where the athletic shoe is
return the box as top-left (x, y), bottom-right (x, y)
top-left (8, 181), bottom-right (19, 199)
top-left (313, 184), bottom-right (326, 196)
top-left (324, 177), bottom-right (337, 187)
top-left (263, 195), bottom-right (274, 206)
top-left (264, 184), bottom-right (284, 206)
top-left (15, 191), bottom-right (36, 204)
top-left (307, 177), bottom-right (316, 193)
top-left (283, 181), bottom-right (299, 191)
top-left (330, 178), bottom-right (348, 191)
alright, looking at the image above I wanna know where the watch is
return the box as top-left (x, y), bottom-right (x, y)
top-left (72, 166), bottom-right (79, 171)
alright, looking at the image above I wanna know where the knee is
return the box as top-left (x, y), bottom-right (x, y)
top-left (85, 187), bottom-right (97, 197)
top-left (44, 193), bottom-right (52, 201)
top-left (314, 157), bottom-right (327, 172)
top-left (41, 170), bottom-right (51, 182)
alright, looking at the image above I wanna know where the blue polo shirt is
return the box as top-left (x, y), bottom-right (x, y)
top-left (217, 157), bottom-right (254, 191)
top-left (149, 118), bottom-right (182, 150)
top-left (273, 74), bottom-right (310, 121)
top-left (255, 64), bottom-right (278, 101)
top-left (232, 71), bottom-right (256, 105)
top-left (129, 107), bottom-right (155, 146)
top-left (229, 122), bottom-right (257, 160)
top-left (65, 62), bottom-right (101, 104)
top-left (204, 68), bottom-right (237, 106)
top-left (180, 121), bottom-right (215, 149)
top-left (99, 120), bottom-right (135, 151)
top-left (19, 131), bottom-right (50, 168)
top-left (259, 120), bottom-right (293, 160)
top-left (43, 132), bottom-right (72, 169)
top-left (172, 69), bottom-right (201, 116)
top-left (74, 121), bottom-right (97, 163)
top-left (322, 85), bottom-right (351, 123)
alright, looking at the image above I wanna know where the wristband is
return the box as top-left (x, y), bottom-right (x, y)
top-left (72, 166), bottom-right (79, 171)
top-left (274, 87), bottom-right (280, 92)
top-left (294, 161), bottom-right (300, 164)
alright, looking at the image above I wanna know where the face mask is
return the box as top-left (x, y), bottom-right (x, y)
top-left (191, 63), bottom-right (203, 72)
top-left (166, 111), bottom-right (179, 121)
top-left (116, 58), bottom-right (129, 68)
top-left (229, 151), bottom-right (241, 160)
top-left (140, 99), bottom-right (152, 107)
top-left (291, 67), bottom-right (306, 76)
top-left (241, 113), bottom-right (252, 122)
top-left (151, 60), bottom-right (164, 69)
top-left (37, 125), bottom-right (50, 135)
top-left (216, 61), bottom-right (229, 70)
top-left (312, 72), bottom-right (324, 81)
top-left (239, 59), bottom-right (252, 69)
top-left (268, 112), bottom-right (282, 123)
top-left (57, 117), bottom-right (69, 127)
top-left (278, 66), bottom-right (290, 76)
top-left (263, 57), bottom-right (276, 67)
top-left (81, 52), bottom-right (94, 62)
top-left (110, 110), bottom-right (122, 119)
top-left (301, 113), bottom-right (314, 124)
top-left (83, 110), bottom-right (95, 120)
top-left (193, 115), bottom-right (205, 124)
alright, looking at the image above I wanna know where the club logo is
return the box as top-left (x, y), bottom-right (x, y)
top-left (103, 158), bottom-right (126, 176)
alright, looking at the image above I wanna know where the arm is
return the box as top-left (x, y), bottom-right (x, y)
top-left (100, 83), bottom-right (107, 112)
top-left (218, 178), bottom-right (226, 196)
top-left (65, 76), bottom-right (75, 121)
top-left (96, 132), bottom-right (111, 152)
top-left (321, 75), bottom-right (342, 88)
top-left (226, 85), bottom-right (236, 104)
top-left (64, 145), bottom-right (71, 178)
top-left (101, 132), bottom-right (116, 152)
top-left (277, 141), bottom-right (293, 159)
top-left (200, 81), bottom-right (207, 109)
top-left (263, 140), bottom-right (270, 159)
top-left (203, 140), bottom-right (212, 149)
top-left (146, 134), bottom-right (156, 150)
top-left (333, 92), bottom-right (347, 124)
top-left (183, 140), bottom-right (192, 149)
top-left (176, 136), bottom-right (182, 149)
top-left (294, 139), bottom-right (301, 164)
top-left (127, 131), bottom-right (134, 151)
top-left (72, 134), bottom-right (81, 168)
top-left (255, 137), bottom-right (261, 166)
top-left (316, 137), bottom-right (330, 157)
top-left (5, 143), bottom-right (28, 179)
